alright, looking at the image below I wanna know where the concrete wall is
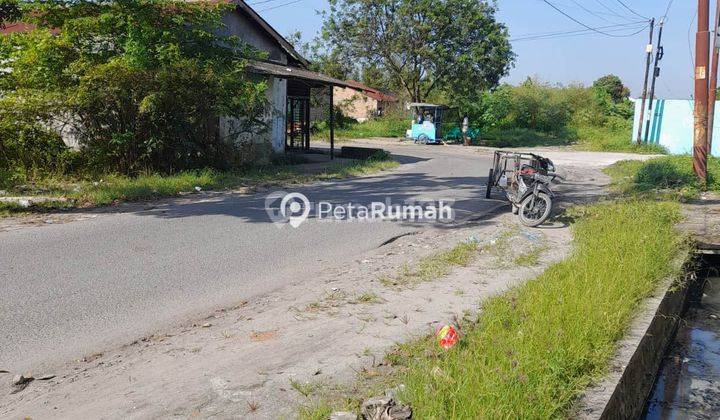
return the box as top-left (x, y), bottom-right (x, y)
top-left (268, 77), bottom-right (287, 152)
top-left (218, 76), bottom-right (287, 159)
top-left (632, 99), bottom-right (720, 156)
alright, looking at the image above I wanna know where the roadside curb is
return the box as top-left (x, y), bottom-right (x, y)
top-left (575, 258), bottom-right (695, 419)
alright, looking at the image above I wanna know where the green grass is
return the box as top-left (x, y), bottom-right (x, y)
top-left (305, 200), bottom-right (688, 418)
top-left (571, 123), bottom-right (667, 154)
top-left (478, 127), bottom-right (571, 148)
top-left (314, 115), bottom-right (409, 141)
top-left (0, 152), bottom-right (398, 217)
top-left (512, 245), bottom-right (547, 267)
top-left (477, 124), bottom-right (665, 154)
top-left (605, 155), bottom-right (720, 198)
top-left (313, 112), bottom-right (665, 154)
top-left (380, 241), bottom-right (479, 287)
top-left (350, 292), bottom-right (382, 305)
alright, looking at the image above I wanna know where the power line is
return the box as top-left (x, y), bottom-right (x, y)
top-left (689, 9), bottom-right (697, 78)
top-left (663, 0), bottom-right (675, 21)
top-left (568, 0), bottom-right (622, 24)
top-left (248, 0), bottom-right (285, 5)
top-left (613, 0), bottom-right (650, 20)
top-left (541, 0), bottom-right (650, 37)
top-left (593, 0), bottom-right (637, 22)
top-left (512, 21), bottom-right (647, 38)
top-left (511, 22), bottom-right (648, 42)
top-left (550, 0), bottom-right (635, 21)
top-left (257, 0), bottom-right (303, 12)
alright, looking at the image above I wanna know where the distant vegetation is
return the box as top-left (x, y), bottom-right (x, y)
top-left (323, 75), bottom-right (664, 154)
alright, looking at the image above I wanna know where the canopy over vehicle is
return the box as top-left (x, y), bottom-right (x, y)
top-left (405, 102), bottom-right (459, 144)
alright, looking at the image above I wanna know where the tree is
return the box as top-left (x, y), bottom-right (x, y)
top-left (1, 0), bottom-right (268, 174)
top-left (286, 30), bottom-right (353, 80)
top-left (592, 74), bottom-right (630, 103)
top-left (0, 0), bottom-right (20, 29)
top-left (322, 0), bottom-right (514, 103)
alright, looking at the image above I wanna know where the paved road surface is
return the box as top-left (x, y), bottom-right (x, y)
top-left (0, 142), bottom-right (496, 372)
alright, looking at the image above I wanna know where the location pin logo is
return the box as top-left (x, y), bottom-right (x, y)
top-left (278, 192), bottom-right (311, 228)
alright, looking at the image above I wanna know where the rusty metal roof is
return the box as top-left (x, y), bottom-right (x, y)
top-left (342, 80), bottom-right (398, 102)
top-left (247, 60), bottom-right (355, 88)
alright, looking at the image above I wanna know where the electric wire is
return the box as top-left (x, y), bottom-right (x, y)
top-left (614, 0), bottom-right (650, 20)
top-left (541, 0), bottom-right (650, 37)
top-left (511, 21), bottom-right (648, 42)
top-left (257, 0), bottom-right (304, 12)
top-left (593, 0), bottom-right (637, 22)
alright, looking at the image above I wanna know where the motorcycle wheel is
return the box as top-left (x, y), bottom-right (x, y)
top-left (518, 192), bottom-right (552, 227)
top-left (485, 169), bottom-right (494, 199)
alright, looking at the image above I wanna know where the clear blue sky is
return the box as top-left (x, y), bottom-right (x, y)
top-left (255, 0), bottom-right (697, 99)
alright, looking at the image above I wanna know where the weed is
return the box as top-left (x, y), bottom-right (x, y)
top-left (350, 292), bottom-right (382, 305)
top-left (290, 379), bottom-right (318, 397)
top-left (605, 155), bottom-right (719, 199)
top-left (513, 246), bottom-right (547, 267)
top-left (383, 241), bottom-right (479, 287)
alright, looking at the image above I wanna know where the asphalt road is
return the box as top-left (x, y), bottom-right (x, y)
top-left (0, 142), bottom-right (496, 372)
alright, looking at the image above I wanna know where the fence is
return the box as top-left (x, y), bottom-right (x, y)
top-left (632, 99), bottom-right (720, 156)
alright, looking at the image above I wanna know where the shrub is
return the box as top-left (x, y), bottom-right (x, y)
top-left (0, 0), bottom-right (268, 177)
top-left (0, 92), bottom-right (77, 185)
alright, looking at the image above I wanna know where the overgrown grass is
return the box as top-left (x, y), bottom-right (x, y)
top-left (314, 115), bottom-right (408, 141)
top-left (0, 152), bottom-right (398, 216)
top-left (571, 123), bottom-right (667, 154)
top-left (393, 201), bottom-right (686, 418)
top-left (478, 127), bottom-right (570, 148)
top-left (305, 201), bottom-right (688, 418)
top-left (512, 245), bottom-right (547, 267)
top-left (314, 113), bottom-right (665, 154)
top-left (380, 241), bottom-right (479, 287)
top-left (605, 155), bottom-right (720, 198)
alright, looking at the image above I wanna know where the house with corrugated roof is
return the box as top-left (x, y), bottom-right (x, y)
top-left (333, 81), bottom-right (398, 122)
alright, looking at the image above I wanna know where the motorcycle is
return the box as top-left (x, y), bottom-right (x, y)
top-left (485, 151), bottom-right (563, 227)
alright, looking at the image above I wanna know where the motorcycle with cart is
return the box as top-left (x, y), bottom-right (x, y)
top-left (485, 151), bottom-right (563, 227)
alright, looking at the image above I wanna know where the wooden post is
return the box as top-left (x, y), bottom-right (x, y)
top-left (694, 0), bottom-right (710, 183)
top-left (329, 86), bottom-right (335, 160)
top-left (289, 98), bottom-right (295, 149)
top-left (708, 0), bottom-right (720, 152)
top-left (305, 98), bottom-right (311, 150)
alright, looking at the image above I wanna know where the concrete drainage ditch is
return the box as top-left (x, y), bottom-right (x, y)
top-left (641, 252), bottom-right (720, 419)
top-left (577, 248), bottom-right (720, 419)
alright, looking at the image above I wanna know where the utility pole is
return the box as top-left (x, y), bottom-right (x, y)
top-left (707, 0), bottom-right (720, 152)
top-left (694, 0), bottom-right (710, 183)
top-left (644, 19), bottom-right (665, 143)
top-left (636, 18), bottom-right (655, 145)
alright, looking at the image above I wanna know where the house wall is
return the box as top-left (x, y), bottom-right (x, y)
top-left (221, 9), bottom-right (287, 152)
top-left (333, 87), bottom-right (379, 122)
top-left (218, 76), bottom-right (286, 160)
top-left (632, 99), bottom-right (720, 156)
top-left (268, 77), bottom-right (287, 152)
top-left (221, 11), bottom-right (287, 64)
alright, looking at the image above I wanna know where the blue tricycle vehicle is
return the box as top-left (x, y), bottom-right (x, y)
top-left (405, 102), bottom-right (459, 144)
